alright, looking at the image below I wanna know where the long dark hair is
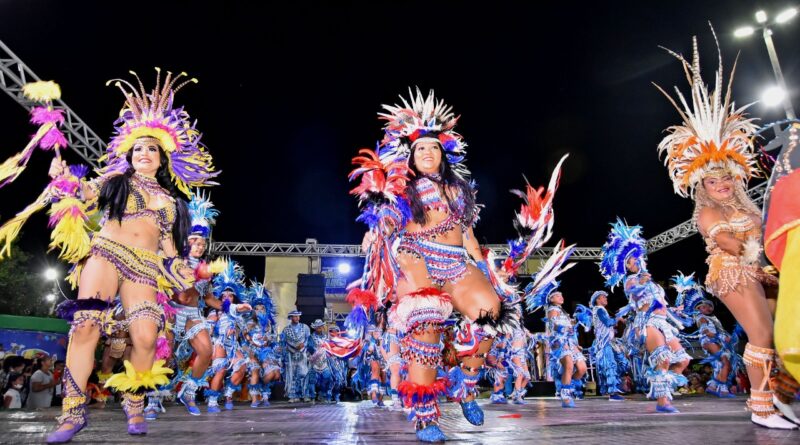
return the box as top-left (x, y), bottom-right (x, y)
top-left (99, 145), bottom-right (190, 252)
top-left (406, 138), bottom-right (476, 225)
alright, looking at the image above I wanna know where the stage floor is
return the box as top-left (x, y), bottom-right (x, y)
top-left (2, 395), bottom-right (798, 444)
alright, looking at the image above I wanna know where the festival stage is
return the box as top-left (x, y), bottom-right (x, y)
top-left (2, 395), bottom-right (798, 444)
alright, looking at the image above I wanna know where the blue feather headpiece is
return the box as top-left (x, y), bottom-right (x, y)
top-left (187, 189), bottom-right (219, 239)
top-left (671, 272), bottom-right (712, 315)
top-left (523, 279), bottom-right (560, 312)
top-left (246, 280), bottom-right (275, 326)
top-left (599, 218), bottom-right (647, 290)
top-left (212, 258), bottom-right (246, 300)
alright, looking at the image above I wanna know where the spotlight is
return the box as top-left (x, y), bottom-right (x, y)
top-left (337, 262), bottom-right (352, 274)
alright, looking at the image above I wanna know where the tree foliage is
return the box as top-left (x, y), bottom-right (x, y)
top-left (0, 244), bottom-right (53, 317)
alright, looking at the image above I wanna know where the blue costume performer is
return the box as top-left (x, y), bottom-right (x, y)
top-left (672, 273), bottom-right (740, 399)
top-left (600, 219), bottom-right (690, 413)
top-left (326, 325), bottom-right (348, 403)
top-left (305, 320), bottom-right (335, 403)
top-left (281, 310), bottom-right (310, 402)
top-left (205, 260), bottom-right (251, 412)
top-left (168, 191), bottom-right (223, 416)
top-left (581, 291), bottom-right (627, 400)
top-left (540, 290), bottom-right (586, 408)
top-left (244, 281), bottom-right (280, 407)
top-left (486, 334), bottom-right (510, 404)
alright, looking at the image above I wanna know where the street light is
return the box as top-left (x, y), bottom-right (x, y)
top-left (734, 7), bottom-right (798, 119)
top-left (762, 86), bottom-right (788, 107)
top-left (43, 267), bottom-right (60, 315)
top-left (44, 267), bottom-right (58, 281)
top-left (776, 8), bottom-right (798, 24)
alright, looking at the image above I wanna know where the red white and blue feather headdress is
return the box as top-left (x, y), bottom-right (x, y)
top-left (378, 87), bottom-right (469, 180)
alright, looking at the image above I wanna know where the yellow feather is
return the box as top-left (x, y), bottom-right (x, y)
top-left (104, 360), bottom-right (173, 392)
top-left (208, 257), bottom-right (227, 274)
top-left (0, 126), bottom-right (48, 185)
top-left (22, 81), bottom-right (61, 102)
top-left (0, 190), bottom-right (50, 260)
top-left (48, 198), bottom-right (92, 263)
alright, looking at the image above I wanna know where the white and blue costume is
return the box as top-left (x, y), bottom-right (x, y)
top-left (281, 312), bottom-right (310, 401)
top-left (305, 320), bottom-right (335, 402)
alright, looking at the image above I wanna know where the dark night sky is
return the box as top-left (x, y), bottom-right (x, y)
top-left (1, 1), bottom-right (797, 321)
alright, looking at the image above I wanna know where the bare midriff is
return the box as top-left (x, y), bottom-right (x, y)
top-left (404, 208), bottom-right (464, 246)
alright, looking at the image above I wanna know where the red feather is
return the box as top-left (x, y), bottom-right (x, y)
top-left (345, 288), bottom-right (378, 310)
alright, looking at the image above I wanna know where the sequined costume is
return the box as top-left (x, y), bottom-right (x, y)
top-left (655, 32), bottom-right (798, 427)
top-left (704, 214), bottom-right (778, 295)
top-left (281, 317), bottom-right (311, 401)
top-left (486, 335), bottom-right (510, 404)
top-left (545, 304), bottom-right (585, 400)
top-left (587, 293), bottom-right (626, 397)
top-left (305, 324), bottom-right (335, 402)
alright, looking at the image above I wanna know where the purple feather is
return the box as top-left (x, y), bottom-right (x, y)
top-left (55, 298), bottom-right (112, 321)
top-left (39, 127), bottom-right (68, 150)
top-left (29, 107), bottom-right (65, 125)
top-left (69, 164), bottom-right (90, 179)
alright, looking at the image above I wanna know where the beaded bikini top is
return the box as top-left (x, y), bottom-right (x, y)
top-left (405, 176), bottom-right (476, 239)
top-left (121, 173), bottom-right (177, 237)
top-left (703, 210), bottom-right (761, 255)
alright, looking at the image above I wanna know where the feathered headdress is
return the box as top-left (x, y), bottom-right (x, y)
top-left (378, 88), bottom-right (469, 180)
top-left (100, 68), bottom-right (219, 197)
top-left (246, 280), bottom-right (275, 327)
top-left (654, 27), bottom-right (759, 198)
top-left (523, 240), bottom-right (576, 312)
top-left (671, 272), bottom-right (712, 315)
top-left (599, 218), bottom-right (647, 290)
top-left (212, 257), bottom-right (245, 300)
top-left (187, 189), bottom-right (219, 239)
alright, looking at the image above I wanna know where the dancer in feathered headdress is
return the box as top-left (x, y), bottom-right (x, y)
top-left (165, 190), bottom-right (225, 416)
top-left (526, 279), bottom-right (587, 408)
top-left (655, 28), bottom-right (797, 429)
top-left (347, 89), bottom-right (578, 441)
top-left (599, 219), bottom-right (690, 413)
top-left (44, 69), bottom-right (218, 443)
top-left (205, 259), bottom-right (252, 413)
top-left (672, 273), bottom-right (742, 400)
top-left (243, 281), bottom-right (281, 408)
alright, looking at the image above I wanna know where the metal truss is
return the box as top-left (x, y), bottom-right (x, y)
top-left (0, 39), bottom-right (104, 168)
top-left (210, 241), bottom-right (604, 260)
top-left (4, 38), bottom-right (763, 261)
top-left (646, 182), bottom-right (767, 253)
